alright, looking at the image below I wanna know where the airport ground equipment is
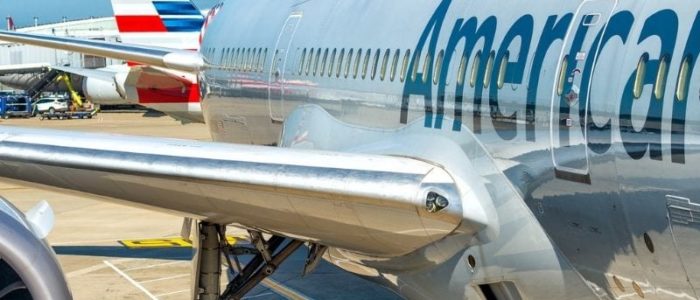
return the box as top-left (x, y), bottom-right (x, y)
top-left (0, 95), bottom-right (32, 119)
top-left (24, 69), bottom-right (60, 99)
top-left (39, 109), bottom-right (97, 120)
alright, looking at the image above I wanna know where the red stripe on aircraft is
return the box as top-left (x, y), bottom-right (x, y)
top-left (137, 83), bottom-right (200, 104)
top-left (115, 16), bottom-right (167, 32)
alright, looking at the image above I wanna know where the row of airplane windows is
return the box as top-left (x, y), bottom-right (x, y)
top-left (203, 46), bottom-right (692, 101)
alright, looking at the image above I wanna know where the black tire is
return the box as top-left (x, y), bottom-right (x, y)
top-left (48, 107), bottom-right (55, 114)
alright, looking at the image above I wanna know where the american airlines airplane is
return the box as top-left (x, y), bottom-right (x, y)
top-left (0, 0), bottom-right (697, 299)
top-left (0, 0), bottom-right (206, 122)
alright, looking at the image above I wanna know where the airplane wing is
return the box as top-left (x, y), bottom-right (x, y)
top-left (0, 126), bottom-right (488, 257)
top-left (0, 31), bottom-right (204, 73)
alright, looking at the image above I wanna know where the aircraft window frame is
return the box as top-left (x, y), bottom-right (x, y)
top-left (633, 54), bottom-right (648, 99)
top-left (362, 49), bottom-right (371, 79)
top-left (258, 47), bottom-right (264, 72)
top-left (223, 48), bottom-right (229, 68)
top-left (313, 48), bottom-right (321, 76)
top-left (328, 48), bottom-right (337, 78)
top-left (434, 49), bottom-right (444, 85)
top-left (320, 48), bottom-right (329, 77)
top-left (249, 48), bottom-right (254, 71)
top-left (400, 49), bottom-right (410, 83)
top-left (422, 51), bottom-right (432, 83)
top-left (345, 49), bottom-right (354, 78)
top-left (306, 48), bottom-right (314, 75)
top-left (354, 49), bottom-right (362, 79)
top-left (457, 54), bottom-right (467, 85)
top-left (483, 51), bottom-right (495, 88)
top-left (249, 48), bottom-right (258, 72)
top-left (380, 49), bottom-right (390, 81)
top-left (242, 48), bottom-right (247, 71)
top-left (412, 50), bottom-right (421, 82)
top-left (298, 48), bottom-right (306, 75)
top-left (390, 49), bottom-right (400, 82)
top-left (371, 49), bottom-right (380, 80)
top-left (655, 54), bottom-right (669, 100)
top-left (337, 48), bottom-right (345, 78)
top-left (497, 51), bottom-right (509, 89)
top-left (219, 48), bottom-right (225, 66)
top-left (470, 51), bottom-right (482, 88)
top-left (556, 55), bottom-right (569, 96)
top-left (246, 48), bottom-right (252, 71)
top-left (271, 49), bottom-right (280, 74)
top-left (676, 55), bottom-right (692, 102)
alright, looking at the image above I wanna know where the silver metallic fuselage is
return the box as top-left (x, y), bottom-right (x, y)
top-left (200, 0), bottom-right (700, 299)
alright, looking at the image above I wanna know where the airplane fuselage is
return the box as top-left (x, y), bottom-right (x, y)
top-left (200, 0), bottom-right (700, 298)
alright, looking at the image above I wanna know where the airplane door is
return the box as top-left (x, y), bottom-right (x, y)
top-left (550, 0), bottom-right (617, 183)
top-left (268, 12), bottom-right (302, 122)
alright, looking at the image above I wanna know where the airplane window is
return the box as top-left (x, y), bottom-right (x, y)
top-left (253, 48), bottom-right (259, 71)
top-left (246, 48), bottom-right (252, 71)
top-left (483, 51), bottom-right (495, 88)
top-left (354, 49), bottom-right (362, 79)
top-left (219, 48), bottom-right (225, 66)
top-left (412, 50), bottom-right (421, 82)
top-left (328, 49), bottom-right (337, 77)
top-left (655, 54), bottom-right (669, 100)
top-left (390, 49), bottom-right (400, 82)
top-left (345, 49), bottom-right (353, 78)
top-left (362, 49), bottom-right (371, 79)
top-left (371, 49), bottom-right (380, 80)
top-left (337, 49), bottom-right (345, 78)
top-left (306, 48), bottom-right (314, 75)
top-left (633, 54), bottom-right (648, 99)
top-left (298, 49), bottom-right (306, 75)
top-left (272, 49), bottom-right (279, 73)
top-left (401, 49), bottom-right (410, 82)
top-left (231, 48), bottom-right (237, 70)
top-left (470, 50), bottom-right (482, 88)
top-left (422, 51), bottom-right (432, 83)
top-left (242, 48), bottom-right (247, 71)
top-left (497, 51), bottom-right (509, 89)
top-left (313, 48), bottom-right (321, 76)
top-left (434, 49), bottom-right (444, 85)
top-left (249, 48), bottom-right (258, 72)
top-left (321, 48), bottom-right (329, 76)
top-left (225, 48), bottom-right (230, 68)
top-left (676, 55), bottom-right (692, 101)
top-left (380, 49), bottom-right (390, 81)
top-left (557, 55), bottom-right (568, 96)
top-left (457, 54), bottom-right (467, 85)
top-left (248, 48), bottom-right (254, 71)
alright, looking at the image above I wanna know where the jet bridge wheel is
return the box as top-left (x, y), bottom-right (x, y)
top-left (194, 222), bottom-right (327, 300)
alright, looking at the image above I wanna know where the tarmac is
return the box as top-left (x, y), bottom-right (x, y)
top-left (0, 112), bottom-right (401, 300)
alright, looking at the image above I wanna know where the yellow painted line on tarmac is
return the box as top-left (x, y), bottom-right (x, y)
top-left (119, 237), bottom-right (237, 249)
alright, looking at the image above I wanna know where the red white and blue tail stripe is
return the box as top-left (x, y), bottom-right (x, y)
top-left (111, 0), bottom-right (204, 50)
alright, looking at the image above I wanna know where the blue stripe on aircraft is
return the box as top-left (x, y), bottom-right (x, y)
top-left (153, 2), bottom-right (202, 16)
top-left (162, 18), bottom-right (205, 32)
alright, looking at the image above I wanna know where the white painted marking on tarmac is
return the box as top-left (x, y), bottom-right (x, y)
top-left (103, 260), bottom-right (158, 300)
top-left (139, 273), bottom-right (189, 284)
top-left (122, 260), bottom-right (187, 272)
top-left (154, 289), bottom-right (189, 297)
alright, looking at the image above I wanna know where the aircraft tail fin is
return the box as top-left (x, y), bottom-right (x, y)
top-left (110, 0), bottom-right (204, 50)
